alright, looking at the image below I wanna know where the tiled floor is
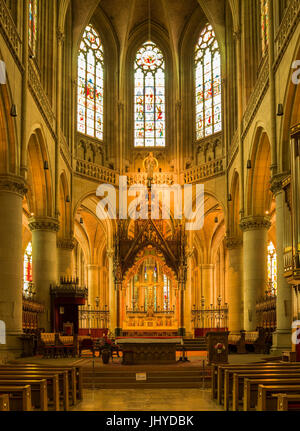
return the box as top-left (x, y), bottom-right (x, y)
top-left (71, 388), bottom-right (223, 411)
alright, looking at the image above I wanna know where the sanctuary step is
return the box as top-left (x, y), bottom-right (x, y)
top-left (82, 368), bottom-right (210, 389)
top-left (182, 337), bottom-right (208, 351)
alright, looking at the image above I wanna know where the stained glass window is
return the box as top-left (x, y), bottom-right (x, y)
top-left (267, 242), bottom-right (277, 295)
top-left (195, 24), bottom-right (222, 140)
top-left (77, 25), bottom-right (104, 140)
top-left (23, 242), bottom-right (33, 294)
top-left (134, 41), bottom-right (165, 147)
top-left (163, 274), bottom-right (170, 310)
top-left (261, 0), bottom-right (269, 55)
top-left (29, 0), bottom-right (37, 55)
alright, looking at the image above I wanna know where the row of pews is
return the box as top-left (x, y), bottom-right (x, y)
top-left (212, 361), bottom-right (300, 411)
top-left (0, 363), bottom-right (83, 411)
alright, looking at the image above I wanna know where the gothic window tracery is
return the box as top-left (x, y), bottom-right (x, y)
top-left (195, 24), bottom-right (222, 140)
top-left (23, 242), bottom-right (33, 294)
top-left (261, 0), bottom-right (269, 55)
top-left (267, 242), bottom-right (277, 295)
top-left (134, 41), bottom-right (165, 147)
top-left (29, 0), bottom-right (37, 55)
top-left (77, 25), bottom-right (104, 140)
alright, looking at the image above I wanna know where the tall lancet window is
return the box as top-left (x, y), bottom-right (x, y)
top-left (134, 41), bottom-right (165, 147)
top-left (261, 0), bottom-right (269, 55)
top-left (23, 242), bottom-right (33, 294)
top-left (195, 24), bottom-right (222, 140)
top-left (29, 0), bottom-right (38, 55)
top-left (77, 25), bottom-right (104, 140)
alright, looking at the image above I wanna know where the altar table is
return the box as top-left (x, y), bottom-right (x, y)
top-left (115, 337), bottom-right (183, 365)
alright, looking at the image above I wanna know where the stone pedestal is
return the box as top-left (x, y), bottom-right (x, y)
top-left (29, 217), bottom-right (59, 332)
top-left (0, 176), bottom-right (27, 362)
top-left (226, 238), bottom-right (243, 333)
top-left (271, 178), bottom-right (292, 353)
top-left (240, 216), bottom-right (271, 331)
top-left (57, 238), bottom-right (75, 279)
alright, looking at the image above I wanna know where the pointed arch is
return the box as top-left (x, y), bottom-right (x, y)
top-left (27, 129), bottom-right (53, 217)
top-left (246, 127), bottom-right (272, 216)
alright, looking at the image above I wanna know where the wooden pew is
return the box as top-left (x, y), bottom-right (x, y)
top-left (10, 363), bottom-right (83, 401)
top-left (226, 369), bottom-right (300, 410)
top-left (216, 363), bottom-right (300, 404)
top-left (257, 385), bottom-right (300, 411)
top-left (0, 394), bottom-right (9, 411)
top-left (273, 393), bottom-right (300, 411)
top-left (0, 386), bottom-right (31, 411)
top-left (0, 373), bottom-right (59, 411)
top-left (0, 379), bottom-right (47, 411)
top-left (7, 364), bottom-right (77, 405)
top-left (243, 377), bottom-right (300, 411)
top-left (0, 369), bottom-right (68, 410)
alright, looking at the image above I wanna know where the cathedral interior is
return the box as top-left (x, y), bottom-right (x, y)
top-left (0, 0), bottom-right (300, 413)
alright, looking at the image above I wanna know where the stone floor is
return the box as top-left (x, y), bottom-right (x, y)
top-left (12, 353), bottom-right (277, 411)
top-left (71, 388), bottom-right (222, 411)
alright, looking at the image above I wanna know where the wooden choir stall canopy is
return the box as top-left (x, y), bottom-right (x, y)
top-left (115, 336), bottom-right (183, 365)
top-left (50, 277), bottom-right (88, 334)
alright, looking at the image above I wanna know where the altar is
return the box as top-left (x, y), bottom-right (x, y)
top-left (115, 337), bottom-right (182, 365)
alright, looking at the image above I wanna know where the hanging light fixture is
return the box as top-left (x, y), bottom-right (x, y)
top-left (80, 217), bottom-right (84, 224)
top-left (247, 160), bottom-right (252, 169)
top-left (277, 103), bottom-right (284, 116)
top-left (228, 194), bottom-right (232, 202)
top-left (10, 104), bottom-right (17, 117)
top-left (44, 161), bottom-right (49, 170)
top-left (66, 195), bottom-right (70, 203)
top-left (214, 217), bottom-right (219, 224)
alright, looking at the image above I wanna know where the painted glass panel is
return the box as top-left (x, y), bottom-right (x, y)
top-left (134, 41), bottom-right (165, 147)
top-left (77, 25), bottom-right (104, 140)
top-left (195, 24), bottom-right (222, 140)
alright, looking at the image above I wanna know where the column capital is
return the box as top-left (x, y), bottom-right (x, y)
top-left (225, 236), bottom-right (243, 250)
top-left (0, 175), bottom-right (27, 197)
top-left (240, 216), bottom-right (271, 232)
top-left (56, 29), bottom-right (65, 44)
top-left (29, 217), bottom-right (60, 233)
top-left (106, 249), bottom-right (114, 258)
top-left (57, 238), bottom-right (75, 250)
top-left (233, 27), bottom-right (241, 41)
top-left (270, 173), bottom-right (289, 196)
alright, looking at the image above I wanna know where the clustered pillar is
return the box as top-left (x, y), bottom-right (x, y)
top-left (240, 216), bottom-right (271, 331)
top-left (29, 217), bottom-right (59, 332)
top-left (226, 237), bottom-right (243, 333)
top-left (271, 177), bottom-right (292, 352)
top-left (0, 176), bottom-right (27, 360)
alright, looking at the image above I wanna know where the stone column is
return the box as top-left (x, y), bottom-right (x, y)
top-left (0, 176), bottom-right (27, 360)
top-left (87, 264), bottom-right (99, 307)
top-left (226, 237), bottom-right (243, 333)
top-left (271, 176), bottom-right (292, 353)
top-left (107, 250), bottom-right (116, 333)
top-left (200, 264), bottom-right (215, 306)
top-left (29, 217), bottom-right (59, 331)
top-left (184, 254), bottom-right (193, 337)
top-left (57, 238), bottom-right (75, 279)
top-left (240, 216), bottom-right (271, 331)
